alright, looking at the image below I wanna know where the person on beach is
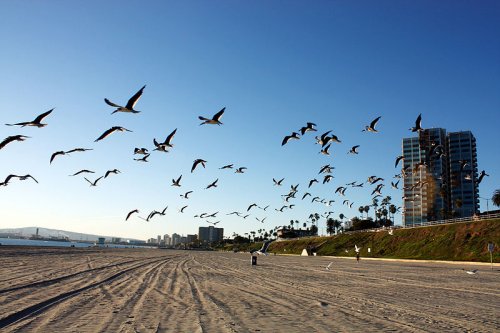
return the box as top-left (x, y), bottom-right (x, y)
top-left (356, 252), bottom-right (360, 263)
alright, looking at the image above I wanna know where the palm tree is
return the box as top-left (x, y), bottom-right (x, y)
top-left (372, 198), bottom-right (379, 222)
top-left (364, 205), bottom-right (370, 219)
top-left (326, 218), bottom-right (335, 235)
top-left (339, 213), bottom-right (345, 232)
top-left (493, 189), bottom-right (500, 208)
top-left (358, 206), bottom-right (364, 219)
top-left (389, 204), bottom-right (397, 224)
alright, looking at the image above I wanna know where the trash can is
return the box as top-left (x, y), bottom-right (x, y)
top-left (251, 255), bottom-right (257, 266)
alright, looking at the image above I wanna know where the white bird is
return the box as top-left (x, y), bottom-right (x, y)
top-left (154, 128), bottom-right (177, 151)
top-left (354, 245), bottom-right (361, 253)
top-left (299, 122), bottom-right (317, 135)
top-left (464, 269), bottom-right (478, 275)
top-left (250, 239), bottom-right (274, 256)
top-left (199, 107), bottom-right (225, 125)
top-left (388, 229), bottom-right (394, 235)
top-left (348, 145), bottom-right (360, 154)
top-left (326, 262), bottom-right (333, 270)
top-left (105, 85), bottom-right (145, 114)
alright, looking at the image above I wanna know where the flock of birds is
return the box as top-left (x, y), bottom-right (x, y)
top-left (1, 85), bottom-right (491, 242)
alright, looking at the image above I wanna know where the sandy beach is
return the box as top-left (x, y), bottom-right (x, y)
top-left (0, 247), bottom-right (498, 332)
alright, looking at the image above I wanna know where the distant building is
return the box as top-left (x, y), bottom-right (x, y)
top-left (171, 233), bottom-right (181, 246)
top-left (198, 226), bottom-right (224, 244)
top-left (402, 128), bottom-right (479, 226)
top-left (111, 237), bottom-right (121, 243)
top-left (187, 234), bottom-right (197, 243)
top-left (163, 234), bottom-right (171, 246)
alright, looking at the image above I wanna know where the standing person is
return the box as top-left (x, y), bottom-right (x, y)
top-left (356, 252), bottom-right (360, 263)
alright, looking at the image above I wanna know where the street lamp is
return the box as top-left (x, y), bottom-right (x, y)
top-left (479, 196), bottom-right (490, 214)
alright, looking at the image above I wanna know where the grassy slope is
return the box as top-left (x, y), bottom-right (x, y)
top-left (226, 219), bottom-right (500, 262)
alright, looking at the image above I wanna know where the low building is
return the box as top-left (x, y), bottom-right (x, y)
top-left (198, 226), bottom-right (224, 244)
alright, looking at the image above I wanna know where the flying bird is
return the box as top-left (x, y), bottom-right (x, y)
top-left (348, 145), bottom-right (360, 154)
top-left (395, 155), bottom-right (404, 168)
top-left (66, 148), bottom-right (93, 154)
top-left (0, 135), bottom-right (30, 150)
top-left (180, 190), bottom-right (193, 199)
top-left (104, 169), bottom-right (121, 178)
top-left (220, 164), bottom-right (234, 169)
top-left (319, 144), bottom-right (331, 155)
top-left (205, 178), bottom-right (218, 189)
top-left (126, 209), bottom-right (139, 221)
top-left (50, 151), bottom-right (67, 164)
top-left (326, 262), bottom-right (333, 270)
top-left (478, 170), bottom-right (489, 184)
top-left (299, 122), bottom-right (317, 135)
top-left (273, 178), bottom-right (285, 186)
top-left (134, 148), bottom-right (149, 155)
top-left (179, 205), bottom-right (188, 213)
top-left (362, 116), bottom-right (381, 133)
top-left (282, 132), bottom-right (300, 146)
top-left (235, 167), bottom-right (247, 174)
top-left (172, 175), bottom-right (182, 187)
top-left (199, 107), bottom-right (225, 125)
top-left (134, 154), bottom-right (150, 162)
top-left (250, 239), bottom-right (274, 256)
top-left (354, 245), bottom-right (361, 253)
top-left (95, 126), bottom-right (132, 142)
top-left (410, 113), bottom-right (423, 132)
top-left (247, 203), bottom-right (257, 211)
top-left (105, 85), bottom-right (145, 114)
top-left (0, 174), bottom-right (38, 186)
top-left (464, 269), bottom-right (478, 275)
top-left (69, 169), bottom-right (95, 176)
top-left (84, 176), bottom-right (103, 187)
top-left (6, 108), bottom-right (54, 127)
top-left (153, 128), bottom-right (177, 151)
top-left (191, 159), bottom-right (207, 173)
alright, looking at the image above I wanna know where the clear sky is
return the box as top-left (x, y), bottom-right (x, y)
top-left (1, 1), bottom-right (498, 240)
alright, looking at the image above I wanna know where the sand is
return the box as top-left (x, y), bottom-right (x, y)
top-left (0, 247), bottom-right (498, 332)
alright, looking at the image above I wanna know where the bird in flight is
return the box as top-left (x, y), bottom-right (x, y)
top-left (464, 269), bottom-right (478, 275)
top-left (191, 159), bottom-right (207, 173)
top-left (273, 178), bottom-right (284, 186)
top-left (220, 164), bottom-right (234, 169)
top-left (250, 239), bottom-right (274, 256)
top-left (134, 148), bottom-right (149, 155)
top-left (126, 209), bottom-right (139, 221)
top-left (179, 205), bottom-right (188, 213)
top-left (0, 174), bottom-right (38, 186)
top-left (104, 169), bottom-right (121, 178)
top-left (326, 262), bottom-right (333, 270)
top-left (69, 169), bottom-right (95, 177)
top-left (410, 113), bottom-right (423, 132)
top-left (105, 85), bottom-right (145, 114)
top-left (172, 175), bottom-right (182, 187)
top-left (205, 178), bottom-right (218, 189)
top-left (235, 167), bottom-right (247, 174)
top-left (199, 107), bottom-right (225, 125)
top-left (319, 144), bottom-right (331, 155)
top-left (95, 126), bottom-right (132, 142)
top-left (153, 128), bottom-right (177, 151)
top-left (66, 148), bottom-right (93, 154)
top-left (362, 116), bottom-right (381, 133)
top-left (299, 122), bottom-right (317, 135)
top-left (0, 135), bottom-right (30, 150)
top-left (348, 145), bottom-right (360, 154)
top-left (395, 155), bottom-right (404, 168)
top-left (247, 203), bottom-right (257, 211)
top-left (6, 108), bottom-right (54, 127)
top-left (134, 154), bottom-right (150, 162)
top-left (180, 190), bottom-right (192, 199)
top-left (84, 176), bottom-right (103, 186)
top-left (282, 132), bottom-right (300, 146)
top-left (308, 179), bottom-right (318, 188)
top-left (478, 170), bottom-right (489, 184)
top-left (50, 151), bottom-right (67, 164)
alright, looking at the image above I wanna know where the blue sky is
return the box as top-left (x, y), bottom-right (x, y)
top-left (1, 1), bottom-right (498, 240)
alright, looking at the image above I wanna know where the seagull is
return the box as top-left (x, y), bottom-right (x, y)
top-left (0, 174), bottom-right (38, 186)
top-left (191, 159), bottom-right (207, 173)
top-left (315, 131), bottom-right (332, 146)
top-left (326, 262), bottom-right (333, 270)
top-left (205, 178), bottom-right (218, 189)
top-left (66, 148), bottom-right (93, 154)
top-left (0, 135), bottom-right (30, 150)
top-left (220, 164), bottom-right (234, 169)
top-left (179, 205), bottom-right (188, 213)
top-left (282, 132), bottom-right (300, 146)
top-left (199, 107), bottom-right (225, 125)
top-left (354, 245), bottom-right (361, 253)
top-left (171, 175), bottom-right (182, 187)
top-left (478, 170), bottom-right (489, 184)
top-left (299, 122), bottom-right (317, 135)
top-left (362, 116), bottom-right (381, 132)
top-left (255, 217), bottom-right (267, 223)
top-left (464, 269), bottom-right (478, 275)
top-left (235, 167), bottom-right (247, 174)
top-left (302, 192), bottom-right (311, 200)
top-left (273, 178), bottom-right (284, 186)
top-left (105, 85), bottom-right (145, 114)
top-left (6, 108), bottom-right (54, 127)
top-left (180, 190), bottom-right (193, 199)
top-left (318, 164), bottom-right (333, 174)
top-left (388, 229), bottom-right (394, 235)
top-left (104, 169), bottom-right (121, 178)
top-left (308, 179), bottom-right (318, 188)
top-left (319, 144), bottom-right (331, 155)
top-left (134, 148), bottom-right (149, 155)
top-left (126, 209), bottom-right (139, 221)
top-left (250, 239), bottom-right (274, 256)
top-left (395, 155), bottom-right (404, 168)
top-left (154, 128), bottom-right (177, 151)
top-left (84, 176), bottom-right (103, 187)
top-left (391, 180), bottom-right (400, 189)
top-left (410, 113), bottom-right (423, 132)
top-left (133, 153), bottom-right (150, 162)
top-left (69, 169), bottom-right (95, 176)
top-left (147, 210), bottom-right (162, 221)
top-left (95, 126), bottom-right (132, 142)
top-left (50, 151), bottom-right (67, 164)
top-left (247, 203), bottom-right (257, 211)
top-left (348, 145), bottom-right (360, 154)
top-left (258, 205), bottom-right (270, 211)
top-left (159, 205), bottom-right (168, 215)
top-left (323, 175), bottom-right (334, 184)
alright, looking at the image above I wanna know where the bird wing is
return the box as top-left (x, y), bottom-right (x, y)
top-left (33, 108), bottom-right (54, 123)
top-left (50, 151), bottom-right (65, 164)
top-left (126, 209), bottom-right (138, 221)
top-left (95, 127), bottom-right (117, 142)
top-left (94, 176), bottom-right (104, 185)
top-left (212, 107), bottom-right (225, 121)
top-left (104, 98), bottom-right (122, 108)
top-left (126, 85), bottom-right (146, 110)
top-left (165, 128), bottom-right (177, 145)
top-left (25, 174), bottom-right (39, 183)
top-left (281, 135), bottom-right (290, 146)
top-left (370, 116), bottom-right (381, 129)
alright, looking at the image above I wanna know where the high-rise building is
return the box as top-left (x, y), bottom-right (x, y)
top-left (198, 226), bottom-right (224, 243)
top-left (402, 128), bottom-right (479, 226)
